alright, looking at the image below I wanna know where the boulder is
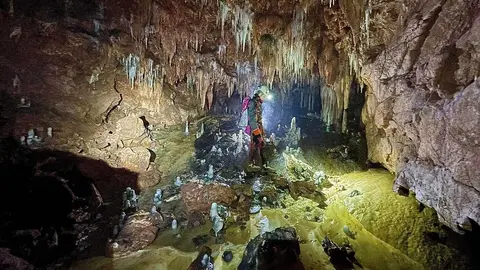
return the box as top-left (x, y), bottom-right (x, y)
top-left (115, 147), bottom-right (151, 172)
top-left (137, 168), bottom-right (161, 189)
top-left (238, 227), bottom-right (304, 270)
top-left (116, 115), bottom-right (145, 140)
top-left (109, 211), bottom-right (160, 258)
top-left (181, 183), bottom-right (235, 214)
top-left (321, 237), bottom-right (358, 269)
top-left (115, 115), bottom-right (151, 147)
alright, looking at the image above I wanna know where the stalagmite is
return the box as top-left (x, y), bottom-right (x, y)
top-left (207, 164), bottom-right (214, 179)
top-left (172, 219), bottom-right (178, 230)
top-left (321, 85), bottom-right (337, 129)
top-left (342, 110), bottom-right (348, 134)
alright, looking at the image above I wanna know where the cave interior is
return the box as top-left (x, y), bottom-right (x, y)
top-left (0, 0), bottom-right (480, 269)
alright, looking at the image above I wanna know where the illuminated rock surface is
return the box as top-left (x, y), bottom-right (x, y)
top-left (70, 120), bottom-right (473, 270)
top-left (1, 0), bottom-right (479, 268)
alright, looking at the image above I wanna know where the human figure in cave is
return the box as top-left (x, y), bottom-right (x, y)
top-left (247, 88), bottom-right (266, 167)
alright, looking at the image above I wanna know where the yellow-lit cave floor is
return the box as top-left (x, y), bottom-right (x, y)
top-left (72, 120), bottom-right (470, 270)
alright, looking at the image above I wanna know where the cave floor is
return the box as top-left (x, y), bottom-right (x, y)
top-left (71, 116), bottom-right (471, 270)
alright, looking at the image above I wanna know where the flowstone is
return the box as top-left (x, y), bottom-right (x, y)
top-left (283, 153), bottom-right (314, 182)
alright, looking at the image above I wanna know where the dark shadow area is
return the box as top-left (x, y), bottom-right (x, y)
top-left (14, 0), bottom-right (101, 20)
top-left (322, 236), bottom-right (363, 270)
top-left (238, 228), bottom-right (305, 270)
top-left (0, 137), bottom-right (139, 268)
top-left (423, 220), bottom-right (480, 270)
top-left (257, 239), bottom-right (305, 270)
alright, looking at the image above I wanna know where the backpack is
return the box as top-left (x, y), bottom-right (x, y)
top-left (238, 96), bottom-right (251, 134)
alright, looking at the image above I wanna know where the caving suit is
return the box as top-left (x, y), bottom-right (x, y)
top-left (247, 94), bottom-right (265, 166)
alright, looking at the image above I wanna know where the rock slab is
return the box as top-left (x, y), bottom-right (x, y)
top-left (181, 183), bottom-right (235, 214)
top-left (109, 211), bottom-right (159, 258)
top-left (238, 227), bottom-right (303, 270)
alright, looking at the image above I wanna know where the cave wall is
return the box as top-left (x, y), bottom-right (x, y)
top-left (2, 0), bottom-right (479, 234)
top-left (361, 0), bottom-right (480, 232)
top-left (0, 0), bottom-right (202, 140)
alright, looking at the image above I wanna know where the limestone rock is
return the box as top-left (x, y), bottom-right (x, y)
top-left (115, 115), bottom-right (150, 147)
top-left (181, 183), bottom-right (235, 214)
top-left (115, 147), bottom-right (151, 172)
top-left (0, 248), bottom-right (34, 270)
top-left (283, 153), bottom-right (314, 182)
top-left (116, 115), bottom-right (145, 140)
top-left (361, 0), bottom-right (480, 231)
top-left (394, 160), bottom-right (480, 233)
top-left (288, 181), bottom-right (316, 200)
top-left (109, 211), bottom-right (160, 258)
top-left (137, 168), bottom-right (161, 189)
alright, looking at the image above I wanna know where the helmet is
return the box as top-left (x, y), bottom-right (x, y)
top-left (254, 85), bottom-right (269, 97)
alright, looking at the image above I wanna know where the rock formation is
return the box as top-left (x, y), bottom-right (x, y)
top-left (361, 0), bottom-right (480, 232)
top-left (0, 0), bottom-right (478, 248)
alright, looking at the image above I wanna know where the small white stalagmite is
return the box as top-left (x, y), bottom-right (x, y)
top-left (207, 164), bottom-right (214, 179)
top-left (185, 121), bottom-right (189, 136)
top-left (171, 219), bottom-right (178, 230)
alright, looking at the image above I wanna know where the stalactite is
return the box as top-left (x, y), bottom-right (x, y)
top-left (321, 0), bottom-right (336, 7)
top-left (207, 85), bottom-right (214, 109)
top-left (232, 3), bottom-right (253, 53)
top-left (218, 44), bottom-right (227, 60)
top-left (195, 33), bottom-right (199, 52)
top-left (342, 110), bottom-right (348, 133)
top-left (218, 1), bottom-right (230, 39)
top-left (364, 0), bottom-right (372, 47)
top-left (321, 85), bottom-right (337, 129)
top-left (274, 6), bottom-right (307, 84)
top-left (123, 54), bottom-right (140, 89)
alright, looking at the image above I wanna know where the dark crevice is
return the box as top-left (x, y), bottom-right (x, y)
top-left (103, 77), bottom-right (123, 124)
